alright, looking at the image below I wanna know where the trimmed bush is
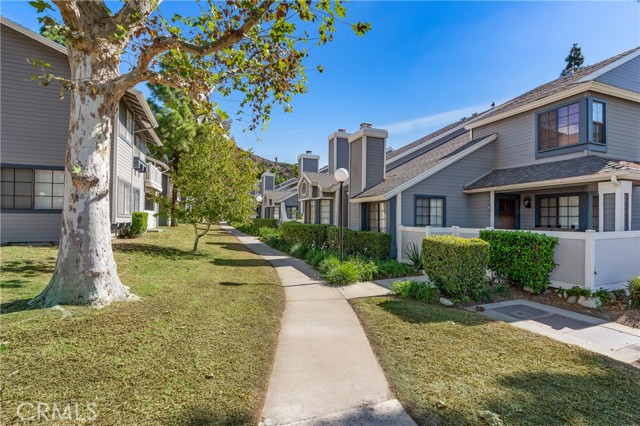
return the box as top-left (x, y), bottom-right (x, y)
top-left (327, 227), bottom-right (392, 260)
top-left (125, 212), bottom-right (148, 238)
top-left (480, 230), bottom-right (558, 293)
top-left (374, 259), bottom-right (415, 279)
top-left (422, 235), bottom-right (489, 301)
top-left (258, 226), bottom-right (282, 243)
top-left (254, 218), bottom-right (278, 232)
top-left (628, 276), bottom-right (640, 309)
top-left (280, 222), bottom-right (331, 247)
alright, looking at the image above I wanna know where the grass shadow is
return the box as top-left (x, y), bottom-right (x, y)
top-left (377, 299), bottom-right (486, 326)
top-left (113, 243), bottom-right (206, 260)
top-left (205, 241), bottom-right (248, 252)
top-left (168, 406), bottom-right (252, 426)
top-left (1, 258), bottom-right (55, 276)
top-left (1, 279), bottom-right (29, 289)
top-left (211, 258), bottom-right (266, 267)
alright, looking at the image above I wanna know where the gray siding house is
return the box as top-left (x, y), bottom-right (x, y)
top-left (0, 17), bottom-right (164, 244)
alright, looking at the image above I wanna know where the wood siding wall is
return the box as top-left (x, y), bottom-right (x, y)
top-left (365, 137), bottom-right (385, 189)
top-left (595, 56), bottom-right (640, 93)
top-left (349, 138), bottom-right (363, 195)
top-left (400, 144), bottom-right (495, 227)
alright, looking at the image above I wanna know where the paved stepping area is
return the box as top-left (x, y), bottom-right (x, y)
top-left (221, 225), bottom-right (416, 426)
top-left (470, 300), bottom-right (640, 364)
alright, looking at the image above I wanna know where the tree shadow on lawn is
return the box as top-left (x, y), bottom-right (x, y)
top-left (205, 241), bottom-right (248, 252)
top-left (1, 258), bottom-right (55, 277)
top-left (210, 258), bottom-right (266, 268)
top-left (0, 279), bottom-right (29, 289)
top-left (113, 243), bottom-right (207, 260)
top-left (168, 406), bottom-right (252, 426)
top-left (377, 299), bottom-right (487, 326)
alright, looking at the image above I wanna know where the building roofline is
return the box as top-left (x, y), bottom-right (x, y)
top-left (1, 16), bottom-right (67, 55)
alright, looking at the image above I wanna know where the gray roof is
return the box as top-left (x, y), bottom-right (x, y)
top-left (465, 156), bottom-right (640, 190)
top-left (264, 188), bottom-right (297, 203)
top-left (353, 131), bottom-right (494, 199)
top-left (475, 47), bottom-right (640, 124)
top-left (303, 171), bottom-right (338, 191)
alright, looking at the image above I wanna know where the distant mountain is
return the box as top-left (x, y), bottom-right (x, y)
top-left (250, 153), bottom-right (297, 184)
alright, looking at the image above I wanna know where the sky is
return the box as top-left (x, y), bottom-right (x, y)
top-left (2, 1), bottom-right (639, 165)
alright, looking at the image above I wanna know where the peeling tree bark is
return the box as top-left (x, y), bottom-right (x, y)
top-left (31, 41), bottom-right (138, 308)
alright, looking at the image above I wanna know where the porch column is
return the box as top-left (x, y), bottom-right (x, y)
top-left (489, 190), bottom-right (495, 228)
top-left (598, 179), bottom-right (632, 231)
top-left (396, 192), bottom-right (402, 261)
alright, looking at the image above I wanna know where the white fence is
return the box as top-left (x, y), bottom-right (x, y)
top-left (397, 225), bottom-right (640, 291)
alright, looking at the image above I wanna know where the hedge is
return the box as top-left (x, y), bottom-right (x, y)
top-left (126, 211), bottom-right (148, 238)
top-left (479, 230), bottom-right (558, 293)
top-left (327, 227), bottom-right (392, 260)
top-left (280, 222), bottom-right (332, 247)
top-left (422, 235), bottom-right (489, 301)
top-left (253, 218), bottom-right (278, 231)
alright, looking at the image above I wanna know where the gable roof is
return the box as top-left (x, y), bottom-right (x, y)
top-left (264, 188), bottom-right (297, 203)
top-left (301, 171), bottom-right (339, 191)
top-left (464, 156), bottom-right (640, 192)
top-left (351, 132), bottom-right (497, 201)
top-left (467, 47), bottom-right (640, 129)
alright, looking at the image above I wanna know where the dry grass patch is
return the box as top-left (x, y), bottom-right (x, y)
top-left (1, 225), bottom-right (284, 425)
top-left (352, 297), bottom-right (640, 426)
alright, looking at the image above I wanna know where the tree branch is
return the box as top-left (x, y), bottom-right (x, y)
top-left (113, 0), bottom-right (159, 34)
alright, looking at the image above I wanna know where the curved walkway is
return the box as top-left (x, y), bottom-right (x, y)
top-left (222, 225), bottom-right (416, 426)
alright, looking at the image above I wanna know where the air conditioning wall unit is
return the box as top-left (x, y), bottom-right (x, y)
top-left (133, 157), bottom-right (148, 173)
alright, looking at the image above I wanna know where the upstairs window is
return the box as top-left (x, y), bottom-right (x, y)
top-left (538, 102), bottom-right (580, 151)
top-left (119, 104), bottom-right (134, 144)
top-left (592, 101), bottom-right (606, 144)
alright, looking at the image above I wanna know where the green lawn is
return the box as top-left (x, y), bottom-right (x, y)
top-left (1, 225), bottom-right (284, 425)
top-left (352, 297), bottom-right (640, 426)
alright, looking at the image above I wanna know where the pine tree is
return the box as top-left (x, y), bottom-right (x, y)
top-left (561, 43), bottom-right (585, 77)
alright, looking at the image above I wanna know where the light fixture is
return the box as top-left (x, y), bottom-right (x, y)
top-left (334, 168), bottom-right (349, 262)
top-left (523, 197), bottom-right (532, 209)
top-left (256, 195), bottom-right (263, 203)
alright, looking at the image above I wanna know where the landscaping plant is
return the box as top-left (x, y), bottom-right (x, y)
top-left (628, 276), bottom-right (640, 309)
top-left (391, 279), bottom-right (439, 303)
top-left (423, 235), bottom-right (489, 302)
top-left (122, 211), bottom-right (148, 238)
top-left (403, 242), bottom-right (424, 273)
top-left (480, 230), bottom-right (558, 293)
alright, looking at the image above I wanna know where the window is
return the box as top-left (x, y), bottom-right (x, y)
top-left (538, 195), bottom-right (579, 229)
top-left (368, 202), bottom-right (386, 233)
top-left (320, 199), bottom-right (331, 224)
top-left (538, 102), bottom-right (580, 151)
top-left (133, 188), bottom-right (141, 212)
top-left (117, 179), bottom-right (132, 215)
top-left (592, 101), bottom-right (605, 144)
top-left (591, 195), bottom-right (599, 231)
top-left (119, 104), bottom-right (134, 144)
top-left (1, 168), bottom-right (63, 210)
top-left (415, 196), bottom-right (444, 227)
top-left (286, 205), bottom-right (298, 219)
top-left (274, 206), bottom-right (280, 220)
top-left (145, 194), bottom-right (155, 211)
top-left (310, 201), bottom-right (316, 224)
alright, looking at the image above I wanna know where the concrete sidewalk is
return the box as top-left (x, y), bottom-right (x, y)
top-left (221, 225), bottom-right (416, 426)
top-left (469, 299), bottom-right (640, 365)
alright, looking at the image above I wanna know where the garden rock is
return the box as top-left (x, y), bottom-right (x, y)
top-left (439, 297), bottom-right (454, 306)
top-left (578, 296), bottom-right (599, 309)
top-left (523, 286), bottom-right (535, 293)
top-left (566, 296), bottom-right (578, 304)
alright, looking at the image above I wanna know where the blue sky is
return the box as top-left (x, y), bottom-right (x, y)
top-left (2, 1), bottom-right (639, 164)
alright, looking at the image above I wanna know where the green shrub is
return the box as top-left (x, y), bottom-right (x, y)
top-left (627, 276), bottom-right (640, 309)
top-left (327, 227), bottom-right (392, 259)
top-left (374, 259), bottom-right (415, 279)
top-left (423, 235), bottom-right (489, 302)
top-left (124, 212), bottom-right (148, 238)
top-left (233, 222), bottom-right (257, 235)
top-left (566, 286), bottom-right (592, 298)
top-left (480, 230), bottom-right (558, 293)
top-left (391, 279), bottom-right (439, 303)
top-left (305, 247), bottom-right (327, 268)
top-left (289, 243), bottom-right (310, 259)
top-left (352, 257), bottom-right (378, 281)
top-left (403, 242), bottom-right (424, 273)
top-left (324, 261), bottom-right (362, 285)
top-left (319, 256), bottom-right (341, 275)
top-left (258, 226), bottom-right (281, 242)
top-left (280, 222), bottom-right (332, 247)
top-left (254, 218), bottom-right (278, 231)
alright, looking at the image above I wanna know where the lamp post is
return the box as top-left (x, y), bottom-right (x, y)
top-left (334, 168), bottom-right (349, 262)
top-left (256, 195), bottom-right (263, 218)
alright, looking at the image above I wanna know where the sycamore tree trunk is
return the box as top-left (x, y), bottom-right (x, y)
top-left (31, 46), bottom-right (137, 308)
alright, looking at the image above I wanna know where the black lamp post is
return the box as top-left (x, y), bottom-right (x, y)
top-left (334, 168), bottom-right (349, 262)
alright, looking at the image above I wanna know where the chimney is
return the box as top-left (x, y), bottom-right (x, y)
top-left (297, 150), bottom-right (320, 180)
top-left (327, 128), bottom-right (351, 174)
top-left (261, 171), bottom-right (275, 194)
top-left (349, 123), bottom-right (388, 195)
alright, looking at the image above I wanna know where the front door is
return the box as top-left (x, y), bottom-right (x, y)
top-left (495, 194), bottom-right (520, 229)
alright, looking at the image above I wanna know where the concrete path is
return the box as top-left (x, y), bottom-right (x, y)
top-left (469, 299), bottom-right (640, 364)
top-left (221, 225), bottom-right (416, 426)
